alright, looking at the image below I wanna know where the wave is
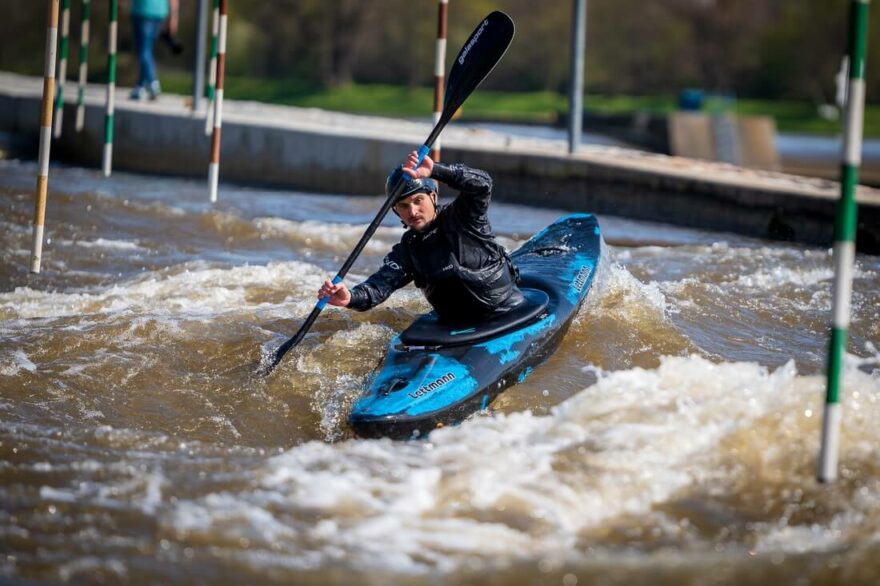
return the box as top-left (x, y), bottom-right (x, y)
top-left (253, 217), bottom-right (404, 254)
top-left (155, 355), bottom-right (880, 574)
top-left (0, 260), bottom-right (339, 320)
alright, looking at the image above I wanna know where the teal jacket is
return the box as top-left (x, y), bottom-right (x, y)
top-left (132, 0), bottom-right (169, 20)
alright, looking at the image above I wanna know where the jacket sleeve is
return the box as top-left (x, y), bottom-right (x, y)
top-left (347, 242), bottom-right (413, 311)
top-left (431, 163), bottom-right (493, 225)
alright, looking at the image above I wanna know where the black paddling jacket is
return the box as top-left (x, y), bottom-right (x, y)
top-left (347, 163), bottom-right (523, 323)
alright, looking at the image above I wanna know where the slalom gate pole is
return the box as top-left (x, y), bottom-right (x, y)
top-left (52, 0), bottom-right (71, 138)
top-left (102, 0), bottom-right (118, 177)
top-left (204, 0), bottom-right (219, 135)
top-left (75, 0), bottom-right (90, 132)
top-left (31, 0), bottom-right (60, 274)
top-left (430, 0), bottom-right (448, 162)
top-left (208, 0), bottom-right (227, 202)
top-left (818, 0), bottom-right (870, 484)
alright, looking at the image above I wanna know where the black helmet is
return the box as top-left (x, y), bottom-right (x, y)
top-left (385, 166), bottom-right (439, 203)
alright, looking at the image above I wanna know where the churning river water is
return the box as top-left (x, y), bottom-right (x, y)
top-left (1, 159), bottom-right (879, 585)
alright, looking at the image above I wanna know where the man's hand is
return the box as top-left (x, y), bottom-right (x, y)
top-left (403, 150), bottom-right (433, 179)
top-left (318, 279), bottom-right (351, 307)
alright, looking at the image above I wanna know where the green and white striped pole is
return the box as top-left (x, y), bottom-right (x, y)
top-left (429, 0), bottom-right (448, 162)
top-left (204, 0), bottom-right (219, 135)
top-left (818, 0), bottom-right (870, 484)
top-left (31, 0), bottom-right (60, 274)
top-left (75, 0), bottom-right (90, 132)
top-left (52, 0), bottom-right (71, 138)
top-left (102, 0), bottom-right (118, 177)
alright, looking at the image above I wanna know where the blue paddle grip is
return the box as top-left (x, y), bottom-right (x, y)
top-left (415, 144), bottom-right (430, 166)
top-left (316, 275), bottom-right (343, 310)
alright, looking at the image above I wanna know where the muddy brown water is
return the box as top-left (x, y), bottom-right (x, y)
top-left (1, 160), bottom-right (878, 585)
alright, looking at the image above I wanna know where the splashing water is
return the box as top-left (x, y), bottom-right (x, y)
top-left (1, 161), bottom-right (879, 585)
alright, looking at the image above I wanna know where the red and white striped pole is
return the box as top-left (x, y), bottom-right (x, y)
top-left (208, 0), bottom-right (227, 202)
top-left (31, 0), bottom-right (60, 274)
top-left (430, 0), bottom-right (448, 162)
top-left (204, 0), bottom-right (219, 135)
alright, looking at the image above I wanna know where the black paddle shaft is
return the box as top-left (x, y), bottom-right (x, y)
top-left (262, 12), bottom-right (515, 375)
top-left (337, 10), bottom-right (514, 281)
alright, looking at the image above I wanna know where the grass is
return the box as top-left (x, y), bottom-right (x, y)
top-left (161, 70), bottom-right (880, 137)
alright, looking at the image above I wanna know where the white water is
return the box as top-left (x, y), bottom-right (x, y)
top-left (1, 162), bottom-right (879, 584)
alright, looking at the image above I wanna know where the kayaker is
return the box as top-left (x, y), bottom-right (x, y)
top-left (318, 152), bottom-right (524, 323)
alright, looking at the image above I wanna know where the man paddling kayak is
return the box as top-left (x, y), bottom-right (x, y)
top-left (318, 152), bottom-right (524, 323)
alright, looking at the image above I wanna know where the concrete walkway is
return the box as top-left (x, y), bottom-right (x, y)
top-left (1, 71), bottom-right (879, 252)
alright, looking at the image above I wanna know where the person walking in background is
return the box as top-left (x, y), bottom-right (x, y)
top-left (130, 0), bottom-right (179, 100)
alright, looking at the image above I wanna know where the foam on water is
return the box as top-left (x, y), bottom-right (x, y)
top-left (0, 349), bottom-right (37, 376)
top-left (63, 238), bottom-right (147, 251)
top-left (254, 217), bottom-right (404, 254)
top-left (612, 242), bottom-right (880, 369)
top-left (157, 355), bottom-right (880, 574)
top-left (592, 257), bottom-right (671, 316)
top-left (0, 260), bottom-right (338, 320)
top-left (301, 323), bottom-right (400, 441)
top-left (732, 265), bottom-right (835, 290)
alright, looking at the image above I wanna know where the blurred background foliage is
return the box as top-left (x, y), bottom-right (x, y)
top-left (2, 0), bottom-right (879, 131)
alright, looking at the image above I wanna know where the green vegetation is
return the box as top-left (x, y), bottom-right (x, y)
top-left (736, 99), bottom-right (858, 136)
top-left (6, 0), bottom-right (880, 137)
top-left (163, 71), bottom-right (880, 137)
top-left (6, 0), bottom-right (880, 116)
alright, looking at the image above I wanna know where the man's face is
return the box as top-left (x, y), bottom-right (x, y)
top-left (393, 191), bottom-right (437, 231)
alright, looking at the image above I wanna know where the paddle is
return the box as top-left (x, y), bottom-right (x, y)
top-left (260, 11), bottom-right (515, 376)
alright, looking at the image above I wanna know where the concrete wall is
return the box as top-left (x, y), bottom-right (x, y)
top-left (2, 94), bottom-right (408, 195)
top-left (2, 82), bottom-right (879, 254)
top-left (453, 147), bottom-right (847, 248)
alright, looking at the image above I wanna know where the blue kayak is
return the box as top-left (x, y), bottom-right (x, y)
top-left (348, 213), bottom-right (602, 439)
